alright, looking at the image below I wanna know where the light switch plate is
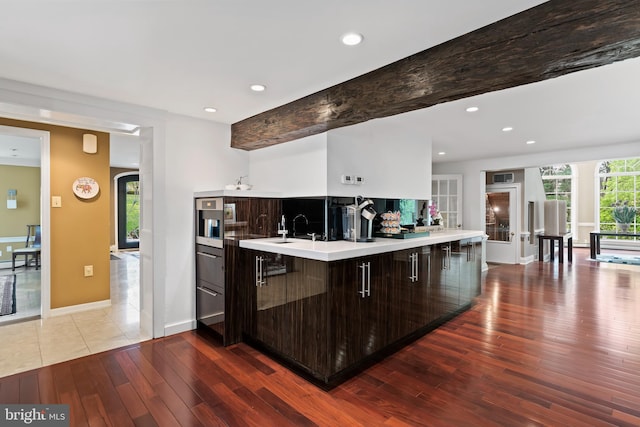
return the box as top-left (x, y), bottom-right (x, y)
top-left (84, 265), bottom-right (94, 277)
top-left (52, 196), bottom-right (62, 208)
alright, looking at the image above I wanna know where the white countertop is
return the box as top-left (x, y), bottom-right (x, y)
top-left (239, 230), bottom-right (484, 261)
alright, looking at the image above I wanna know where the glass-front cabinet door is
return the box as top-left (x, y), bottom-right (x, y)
top-left (431, 174), bottom-right (463, 229)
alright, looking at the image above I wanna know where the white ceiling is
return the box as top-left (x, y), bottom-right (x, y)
top-left (1, 0), bottom-right (639, 166)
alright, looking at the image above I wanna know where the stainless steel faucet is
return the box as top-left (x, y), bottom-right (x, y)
top-left (277, 215), bottom-right (288, 241)
top-left (292, 214), bottom-right (309, 237)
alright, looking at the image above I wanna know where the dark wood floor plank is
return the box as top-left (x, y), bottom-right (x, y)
top-left (54, 363), bottom-right (88, 426)
top-left (167, 338), bottom-right (245, 390)
top-left (124, 346), bottom-right (205, 426)
top-left (37, 366), bottom-right (58, 404)
top-left (0, 375), bottom-right (19, 403)
top-left (90, 355), bottom-right (136, 427)
top-left (101, 352), bottom-right (129, 387)
top-left (116, 383), bottom-right (148, 420)
top-left (137, 341), bottom-right (203, 409)
top-left (18, 372), bottom-right (39, 403)
top-left (229, 344), bottom-right (277, 375)
top-left (253, 387), bottom-right (319, 427)
top-left (191, 402), bottom-right (228, 427)
top-left (115, 351), bottom-right (181, 426)
top-left (80, 393), bottom-right (111, 427)
top-left (1, 248), bottom-right (639, 426)
top-left (146, 339), bottom-right (226, 408)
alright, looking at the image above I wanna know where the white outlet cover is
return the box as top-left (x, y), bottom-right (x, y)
top-left (341, 175), bottom-right (354, 184)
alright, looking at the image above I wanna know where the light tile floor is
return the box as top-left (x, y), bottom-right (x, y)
top-left (0, 252), bottom-right (150, 378)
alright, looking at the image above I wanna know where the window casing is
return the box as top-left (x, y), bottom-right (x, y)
top-left (540, 164), bottom-right (574, 233)
top-left (597, 158), bottom-right (640, 239)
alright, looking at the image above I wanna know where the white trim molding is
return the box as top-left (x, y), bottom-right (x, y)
top-left (50, 299), bottom-right (111, 317)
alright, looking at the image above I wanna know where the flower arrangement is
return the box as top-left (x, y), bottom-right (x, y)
top-left (612, 201), bottom-right (637, 224)
top-left (429, 204), bottom-right (442, 225)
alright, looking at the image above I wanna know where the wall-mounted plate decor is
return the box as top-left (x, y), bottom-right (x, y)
top-left (72, 177), bottom-right (100, 199)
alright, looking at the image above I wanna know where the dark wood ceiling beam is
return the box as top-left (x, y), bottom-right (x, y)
top-left (231, 0), bottom-right (640, 150)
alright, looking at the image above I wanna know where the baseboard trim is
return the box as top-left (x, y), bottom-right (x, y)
top-left (165, 320), bottom-right (197, 337)
top-left (520, 255), bottom-right (535, 264)
top-left (50, 299), bottom-right (111, 317)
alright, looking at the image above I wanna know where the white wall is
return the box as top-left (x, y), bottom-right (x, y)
top-left (249, 133), bottom-right (327, 196)
top-left (574, 160), bottom-right (599, 245)
top-left (327, 119), bottom-right (432, 199)
top-left (163, 114), bottom-right (248, 334)
top-left (434, 141), bottom-right (640, 234)
top-left (249, 117), bottom-right (433, 199)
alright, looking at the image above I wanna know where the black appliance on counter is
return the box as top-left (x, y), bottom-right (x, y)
top-left (195, 197), bottom-right (225, 337)
top-left (327, 196), bottom-right (377, 242)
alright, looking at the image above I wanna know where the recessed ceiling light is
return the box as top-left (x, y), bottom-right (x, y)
top-left (203, 107), bottom-right (217, 113)
top-left (341, 32), bottom-right (363, 46)
top-left (502, 127), bottom-right (513, 132)
top-left (250, 84), bottom-right (266, 92)
top-left (526, 140), bottom-right (536, 145)
top-left (466, 106), bottom-right (479, 113)
top-left (438, 151), bottom-right (446, 156)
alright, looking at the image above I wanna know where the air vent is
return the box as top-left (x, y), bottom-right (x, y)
top-left (493, 172), bottom-right (514, 183)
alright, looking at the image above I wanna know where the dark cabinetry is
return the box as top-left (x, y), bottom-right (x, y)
top-left (389, 247), bottom-right (431, 341)
top-left (430, 238), bottom-right (482, 316)
top-left (458, 238), bottom-right (482, 307)
top-left (223, 197), bottom-right (282, 240)
top-left (238, 238), bottom-right (482, 387)
top-left (243, 250), bottom-right (329, 375)
top-left (329, 253), bottom-right (392, 373)
top-left (195, 244), bottom-right (225, 336)
top-left (430, 242), bottom-right (460, 317)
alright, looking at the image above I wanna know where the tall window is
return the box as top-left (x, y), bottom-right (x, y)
top-left (597, 158), bottom-right (640, 237)
top-left (540, 164), bottom-right (574, 232)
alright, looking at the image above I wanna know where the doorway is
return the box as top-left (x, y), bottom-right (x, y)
top-left (116, 173), bottom-right (140, 250)
top-left (0, 125), bottom-right (51, 321)
top-left (485, 184), bottom-right (520, 264)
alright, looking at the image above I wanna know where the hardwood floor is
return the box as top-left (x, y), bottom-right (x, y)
top-left (1, 248), bottom-right (639, 426)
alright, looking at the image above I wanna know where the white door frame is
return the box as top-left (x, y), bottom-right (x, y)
top-left (113, 171), bottom-right (139, 251)
top-left (0, 86), bottom-right (160, 337)
top-left (0, 125), bottom-right (51, 318)
top-left (486, 183), bottom-right (521, 264)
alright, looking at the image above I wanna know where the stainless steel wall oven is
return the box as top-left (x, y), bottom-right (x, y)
top-left (195, 197), bottom-right (225, 338)
top-left (196, 197), bottom-right (224, 248)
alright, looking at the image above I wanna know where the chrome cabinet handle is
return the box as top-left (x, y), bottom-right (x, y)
top-left (196, 252), bottom-right (218, 259)
top-left (366, 262), bottom-right (371, 297)
top-left (197, 286), bottom-right (219, 297)
top-left (409, 253), bottom-right (414, 282)
top-left (442, 245), bottom-right (451, 270)
top-left (255, 256), bottom-right (266, 287)
top-left (359, 262), bottom-right (367, 298)
top-left (409, 252), bottom-right (419, 283)
top-left (255, 256), bottom-right (260, 287)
